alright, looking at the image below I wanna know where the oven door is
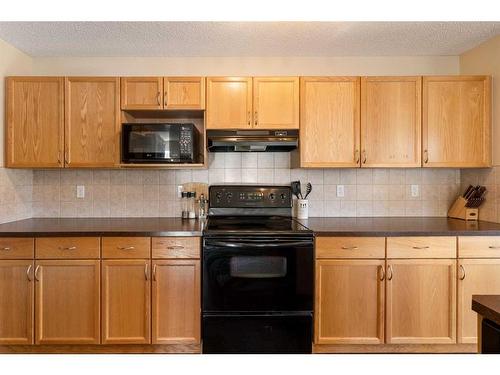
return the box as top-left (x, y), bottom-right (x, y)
top-left (202, 236), bottom-right (313, 312)
top-left (121, 124), bottom-right (181, 163)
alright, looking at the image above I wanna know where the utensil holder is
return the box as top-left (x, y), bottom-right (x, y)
top-left (295, 199), bottom-right (309, 219)
top-left (448, 197), bottom-right (479, 221)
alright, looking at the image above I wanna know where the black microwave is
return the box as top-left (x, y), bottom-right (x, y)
top-left (121, 123), bottom-right (199, 164)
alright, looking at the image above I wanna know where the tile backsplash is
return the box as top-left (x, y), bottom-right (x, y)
top-left (31, 153), bottom-right (462, 218)
top-left (0, 168), bottom-right (32, 223)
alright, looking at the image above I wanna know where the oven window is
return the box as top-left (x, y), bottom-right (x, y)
top-left (129, 131), bottom-right (176, 156)
top-left (229, 256), bottom-right (287, 278)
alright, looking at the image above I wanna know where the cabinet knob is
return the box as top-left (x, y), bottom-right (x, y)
top-left (387, 265), bottom-right (393, 281)
top-left (354, 149), bottom-right (360, 164)
top-left (423, 149), bottom-right (429, 164)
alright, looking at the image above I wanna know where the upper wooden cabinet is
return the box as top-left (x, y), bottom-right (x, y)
top-left (253, 77), bottom-right (299, 129)
top-left (120, 77), bottom-right (163, 110)
top-left (6, 77), bottom-right (64, 168)
top-left (65, 77), bottom-right (120, 167)
top-left (361, 76), bottom-right (422, 167)
top-left (423, 76), bottom-right (491, 167)
top-left (0, 260), bottom-right (34, 344)
top-left (206, 77), bottom-right (253, 129)
top-left (121, 77), bottom-right (205, 110)
top-left (35, 260), bottom-right (100, 344)
top-left (300, 77), bottom-right (360, 167)
top-left (206, 77), bottom-right (299, 129)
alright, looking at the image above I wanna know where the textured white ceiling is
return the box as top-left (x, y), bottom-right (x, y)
top-left (0, 22), bottom-right (499, 57)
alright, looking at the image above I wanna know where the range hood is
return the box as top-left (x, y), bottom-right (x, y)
top-left (207, 129), bottom-right (298, 152)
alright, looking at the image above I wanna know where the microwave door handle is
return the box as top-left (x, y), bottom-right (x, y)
top-left (207, 241), bottom-right (311, 248)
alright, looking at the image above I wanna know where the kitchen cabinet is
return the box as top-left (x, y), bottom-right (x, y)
top-left (102, 259), bottom-right (151, 344)
top-left (5, 77), bottom-right (64, 168)
top-left (35, 260), bottom-right (100, 344)
top-left (299, 77), bottom-right (360, 167)
top-left (121, 77), bottom-right (163, 110)
top-left (315, 259), bottom-right (385, 344)
top-left (121, 77), bottom-right (205, 110)
top-left (0, 260), bottom-right (34, 344)
top-left (253, 77), bottom-right (299, 129)
top-left (152, 260), bottom-right (200, 344)
top-left (422, 75), bottom-right (491, 168)
top-left (457, 259), bottom-right (500, 344)
top-left (65, 77), bottom-right (120, 167)
top-left (361, 76), bottom-right (421, 167)
top-left (206, 77), bottom-right (253, 129)
top-left (386, 259), bottom-right (456, 344)
top-left (206, 77), bottom-right (299, 130)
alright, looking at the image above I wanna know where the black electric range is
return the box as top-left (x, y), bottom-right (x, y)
top-left (201, 185), bottom-right (314, 354)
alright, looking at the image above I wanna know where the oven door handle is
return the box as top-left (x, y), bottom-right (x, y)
top-left (206, 241), bottom-right (311, 248)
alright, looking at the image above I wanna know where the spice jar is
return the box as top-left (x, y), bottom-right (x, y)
top-left (188, 191), bottom-right (196, 219)
top-left (181, 191), bottom-right (189, 219)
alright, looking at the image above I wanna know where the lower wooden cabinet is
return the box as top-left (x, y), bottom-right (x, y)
top-left (0, 260), bottom-right (34, 344)
top-left (35, 260), bottom-right (100, 344)
top-left (315, 259), bottom-right (385, 344)
top-left (386, 259), bottom-right (456, 344)
top-left (458, 259), bottom-right (500, 344)
top-left (102, 259), bottom-right (151, 344)
top-left (152, 260), bottom-right (200, 344)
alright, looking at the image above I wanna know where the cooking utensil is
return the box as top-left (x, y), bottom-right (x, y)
top-left (304, 183), bottom-right (312, 199)
top-left (291, 181), bottom-right (302, 199)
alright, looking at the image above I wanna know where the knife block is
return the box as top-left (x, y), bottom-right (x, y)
top-left (448, 197), bottom-right (479, 221)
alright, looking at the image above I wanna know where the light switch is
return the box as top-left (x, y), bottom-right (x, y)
top-left (336, 185), bottom-right (345, 198)
top-left (76, 185), bottom-right (85, 199)
top-left (411, 184), bottom-right (419, 197)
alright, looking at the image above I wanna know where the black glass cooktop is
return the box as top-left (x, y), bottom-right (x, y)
top-left (204, 216), bottom-right (311, 235)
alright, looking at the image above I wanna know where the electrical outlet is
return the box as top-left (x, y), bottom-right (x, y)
top-left (336, 185), bottom-right (345, 198)
top-left (76, 185), bottom-right (85, 199)
top-left (177, 185), bottom-right (183, 198)
top-left (411, 184), bottom-right (419, 197)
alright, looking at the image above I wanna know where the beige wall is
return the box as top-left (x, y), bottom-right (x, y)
top-left (460, 35), bottom-right (500, 166)
top-left (31, 56), bottom-right (459, 76)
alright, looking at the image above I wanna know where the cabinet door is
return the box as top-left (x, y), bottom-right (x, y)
top-left (102, 259), bottom-right (151, 344)
top-left (65, 77), bottom-right (120, 167)
top-left (315, 259), bottom-right (384, 344)
top-left (164, 77), bottom-right (205, 110)
top-left (253, 77), bottom-right (299, 129)
top-left (458, 259), bottom-right (500, 344)
top-left (0, 260), bottom-right (34, 344)
top-left (6, 77), bottom-right (64, 168)
top-left (121, 77), bottom-right (163, 110)
top-left (300, 77), bottom-right (360, 167)
top-left (423, 76), bottom-right (491, 167)
top-left (206, 77), bottom-right (252, 129)
top-left (361, 76), bottom-right (421, 167)
top-left (152, 260), bottom-right (200, 344)
top-left (35, 260), bottom-right (100, 344)
top-left (386, 259), bottom-right (456, 344)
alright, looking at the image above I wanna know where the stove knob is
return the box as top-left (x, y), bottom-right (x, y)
top-left (226, 192), bottom-right (233, 200)
top-left (269, 193), bottom-right (276, 200)
top-left (280, 193), bottom-right (286, 200)
top-left (215, 192), bottom-right (222, 200)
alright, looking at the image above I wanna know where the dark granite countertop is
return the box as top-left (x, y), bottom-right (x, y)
top-left (472, 295), bottom-right (500, 326)
top-left (1, 217), bottom-right (500, 238)
top-left (297, 217), bottom-right (500, 237)
top-left (0, 217), bottom-right (205, 237)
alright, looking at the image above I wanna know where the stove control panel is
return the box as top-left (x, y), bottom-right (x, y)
top-left (209, 185), bottom-right (292, 208)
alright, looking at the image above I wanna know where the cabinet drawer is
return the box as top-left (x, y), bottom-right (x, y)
top-left (36, 237), bottom-right (100, 259)
top-left (0, 238), bottom-right (34, 259)
top-left (458, 236), bottom-right (500, 258)
top-left (152, 237), bottom-right (200, 259)
top-left (102, 237), bottom-right (151, 258)
top-left (315, 237), bottom-right (385, 259)
top-left (387, 237), bottom-right (456, 258)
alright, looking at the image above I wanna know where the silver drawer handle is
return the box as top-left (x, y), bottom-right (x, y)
top-left (488, 246), bottom-right (500, 249)
top-left (118, 246), bottom-right (135, 250)
top-left (59, 246), bottom-right (77, 250)
top-left (0, 247), bottom-right (11, 251)
top-left (341, 246), bottom-right (358, 250)
top-left (412, 246), bottom-right (430, 249)
top-left (166, 245), bottom-right (184, 250)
